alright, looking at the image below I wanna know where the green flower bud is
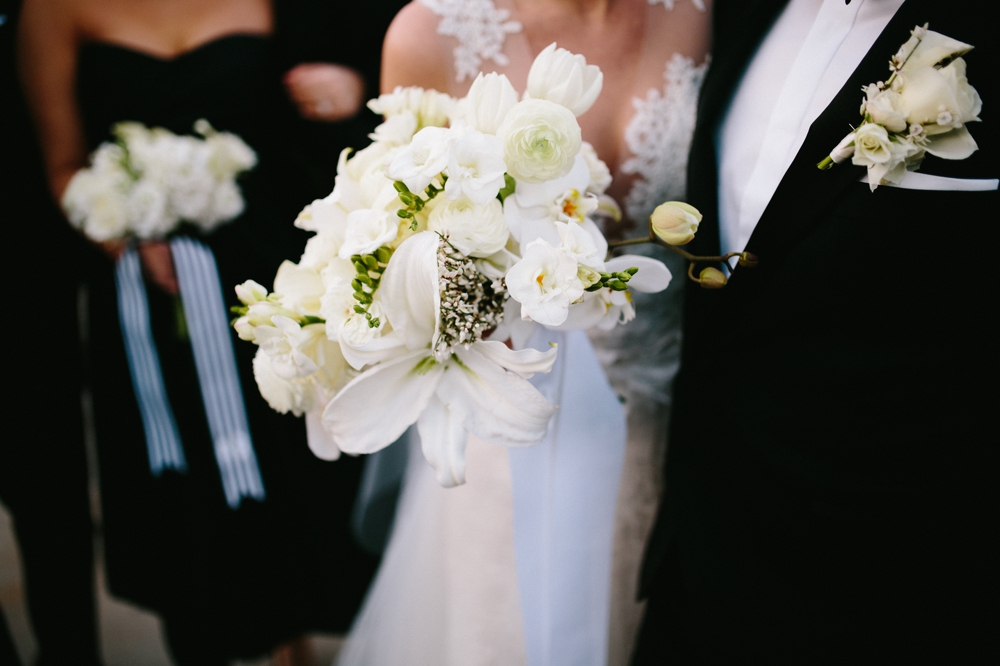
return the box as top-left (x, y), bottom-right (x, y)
top-left (738, 252), bottom-right (759, 268)
top-left (698, 267), bottom-right (728, 289)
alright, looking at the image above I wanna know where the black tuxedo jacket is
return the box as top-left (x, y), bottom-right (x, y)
top-left (640, 0), bottom-right (998, 658)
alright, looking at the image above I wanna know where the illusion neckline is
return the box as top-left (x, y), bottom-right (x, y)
top-left (80, 32), bottom-right (270, 63)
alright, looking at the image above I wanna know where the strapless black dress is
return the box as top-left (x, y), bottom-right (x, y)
top-left (78, 35), bottom-right (377, 661)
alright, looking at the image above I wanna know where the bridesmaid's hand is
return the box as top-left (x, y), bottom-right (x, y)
top-left (284, 63), bottom-right (365, 122)
top-left (98, 238), bottom-right (129, 262)
top-left (138, 241), bottom-right (179, 295)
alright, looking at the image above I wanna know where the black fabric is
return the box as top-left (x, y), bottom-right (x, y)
top-left (636, 0), bottom-right (999, 660)
top-left (76, 31), bottom-right (378, 660)
top-left (0, 2), bottom-right (100, 664)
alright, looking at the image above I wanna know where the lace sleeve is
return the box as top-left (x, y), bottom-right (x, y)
top-left (419, 0), bottom-right (522, 82)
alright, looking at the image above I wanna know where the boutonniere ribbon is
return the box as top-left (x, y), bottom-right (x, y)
top-left (818, 25), bottom-right (983, 191)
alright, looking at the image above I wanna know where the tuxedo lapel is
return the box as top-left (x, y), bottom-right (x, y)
top-left (734, 0), bottom-right (935, 283)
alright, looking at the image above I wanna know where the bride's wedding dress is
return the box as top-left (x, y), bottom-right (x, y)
top-left (338, 2), bottom-right (708, 665)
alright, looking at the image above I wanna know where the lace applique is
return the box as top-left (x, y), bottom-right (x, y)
top-left (420, 0), bottom-right (523, 82)
top-left (648, 0), bottom-right (707, 11)
top-left (620, 53), bottom-right (708, 223)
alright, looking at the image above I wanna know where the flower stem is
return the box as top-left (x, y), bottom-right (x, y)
top-left (605, 228), bottom-right (756, 287)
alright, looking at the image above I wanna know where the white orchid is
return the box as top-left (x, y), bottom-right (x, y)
top-left (320, 232), bottom-right (557, 486)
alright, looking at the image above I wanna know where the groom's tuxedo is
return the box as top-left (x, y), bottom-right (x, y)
top-left (634, 0), bottom-right (997, 660)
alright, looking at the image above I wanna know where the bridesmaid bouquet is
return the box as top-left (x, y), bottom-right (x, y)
top-left (62, 119), bottom-right (257, 241)
top-left (233, 45), bottom-right (699, 487)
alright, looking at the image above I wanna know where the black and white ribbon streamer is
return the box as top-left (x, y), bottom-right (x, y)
top-left (116, 250), bottom-right (187, 475)
top-left (115, 238), bottom-right (265, 508)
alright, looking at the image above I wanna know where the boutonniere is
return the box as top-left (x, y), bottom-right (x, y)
top-left (817, 25), bottom-right (983, 191)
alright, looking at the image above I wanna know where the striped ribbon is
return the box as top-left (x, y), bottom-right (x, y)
top-left (115, 238), bottom-right (265, 508)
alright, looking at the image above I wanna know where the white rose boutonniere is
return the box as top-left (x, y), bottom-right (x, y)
top-left (819, 24), bottom-right (982, 191)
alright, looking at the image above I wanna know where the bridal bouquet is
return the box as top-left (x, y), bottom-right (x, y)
top-left (62, 120), bottom-right (257, 241)
top-left (819, 25), bottom-right (982, 190)
top-left (233, 45), bottom-right (683, 486)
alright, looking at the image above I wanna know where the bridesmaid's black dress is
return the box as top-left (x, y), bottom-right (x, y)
top-left (77, 35), bottom-right (377, 662)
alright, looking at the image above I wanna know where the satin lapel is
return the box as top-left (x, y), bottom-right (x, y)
top-left (686, 0), bottom-right (790, 258)
top-left (735, 0), bottom-right (934, 282)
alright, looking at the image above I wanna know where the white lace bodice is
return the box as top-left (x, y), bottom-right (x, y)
top-left (420, 0), bottom-right (523, 81)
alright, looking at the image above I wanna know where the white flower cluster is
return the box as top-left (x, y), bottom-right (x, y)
top-left (235, 44), bottom-right (672, 486)
top-left (825, 25), bottom-right (982, 190)
top-left (62, 120), bottom-right (257, 241)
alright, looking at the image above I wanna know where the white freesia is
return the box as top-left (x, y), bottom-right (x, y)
top-left (255, 316), bottom-right (324, 379)
top-left (386, 126), bottom-right (451, 193)
top-left (556, 220), bottom-right (605, 270)
top-left (497, 99), bottom-right (582, 183)
top-left (368, 86), bottom-right (456, 129)
top-left (322, 231), bottom-right (557, 487)
top-left (579, 141), bottom-right (612, 194)
top-left (338, 208), bottom-right (399, 258)
top-left (273, 261), bottom-right (325, 317)
top-left (428, 197), bottom-right (509, 257)
top-left (463, 72), bottom-right (519, 134)
top-left (444, 128), bottom-right (508, 204)
top-left (235, 280), bottom-right (269, 305)
top-left (370, 112), bottom-right (419, 146)
top-left (506, 238), bottom-right (584, 326)
top-left (526, 43), bottom-right (604, 117)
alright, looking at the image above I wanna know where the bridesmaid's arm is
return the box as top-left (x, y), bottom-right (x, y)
top-left (17, 0), bottom-right (86, 202)
top-left (380, 2), bottom-right (451, 93)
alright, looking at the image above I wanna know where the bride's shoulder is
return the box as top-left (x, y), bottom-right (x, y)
top-left (381, 1), bottom-right (452, 92)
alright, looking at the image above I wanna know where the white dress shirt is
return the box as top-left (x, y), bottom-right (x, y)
top-left (716, 0), bottom-right (905, 256)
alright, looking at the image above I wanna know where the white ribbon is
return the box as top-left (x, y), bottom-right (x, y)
top-left (114, 237), bottom-right (265, 508)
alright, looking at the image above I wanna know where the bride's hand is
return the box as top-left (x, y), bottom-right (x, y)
top-left (137, 241), bottom-right (179, 295)
top-left (284, 63), bottom-right (365, 122)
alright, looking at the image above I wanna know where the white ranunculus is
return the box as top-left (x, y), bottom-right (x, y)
top-left (497, 99), bottom-right (582, 184)
top-left (505, 238), bottom-right (584, 326)
top-left (386, 126), bottom-right (451, 193)
top-left (338, 208), bottom-right (398, 259)
top-left (443, 129), bottom-right (507, 205)
top-left (579, 141), bottom-right (612, 194)
top-left (864, 86), bottom-right (909, 133)
top-left (463, 72), bottom-right (519, 135)
top-left (428, 197), bottom-right (509, 257)
top-left (526, 43), bottom-right (604, 117)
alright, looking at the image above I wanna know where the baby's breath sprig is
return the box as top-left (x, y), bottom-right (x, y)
top-left (351, 246), bottom-right (393, 328)
top-left (434, 236), bottom-right (506, 355)
top-left (395, 175), bottom-right (447, 231)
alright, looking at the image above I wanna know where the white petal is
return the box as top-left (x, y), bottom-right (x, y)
top-left (511, 154), bottom-right (590, 208)
top-left (472, 339), bottom-right (557, 377)
top-left (339, 328), bottom-right (407, 371)
top-left (323, 350), bottom-right (442, 454)
top-left (379, 231), bottom-right (440, 350)
top-left (306, 408), bottom-right (340, 461)
top-left (417, 398), bottom-right (468, 487)
top-left (923, 126), bottom-right (979, 160)
top-left (440, 346), bottom-right (557, 448)
top-left (605, 255), bottom-right (672, 293)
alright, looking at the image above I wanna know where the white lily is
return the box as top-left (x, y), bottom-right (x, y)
top-left (321, 231), bottom-right (557, 487)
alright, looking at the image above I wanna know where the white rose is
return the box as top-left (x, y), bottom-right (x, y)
top-left (864, 86), bottom-right (909, 133)
top-left (428, 197), bottom-right (509, 257)
top-left (127, 177), bottom-right (174, 238)
top-left (444, 128), bottom-right (507, 205)
top-left (61, 169), bottom-right (131, 241)
top-left (338, 208), bottom-right (398, 259)
top-left (851, 123), bottom-right (895, 165)
top-left (579, 142), bottom-right (612, 194)
top-left (463, 72), bottom-right (519, 135)
top-left (497, 99), bottom-right (582, 184)
top-left (526, 43), bottom-right (604, 117)
top-left (386, 126), bottom-right (451, 193)
top-left (506, 238), bottom-right (584, 326)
